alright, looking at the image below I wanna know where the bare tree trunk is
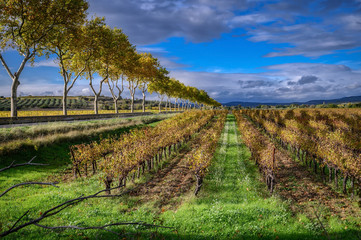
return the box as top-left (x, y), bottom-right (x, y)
top-left (0, 51), bottom-right (33, 117)
top-left (62, 89), bottom-right (67, 116)
top-left (107, 77), bottom-right (124, 114)
top-left (89, 72), bottom-right (107, 115)
top-left (127, 79), bottom-right (139, 114)
top-left (114, 99), bottom-right (118, 113)
top-left (94, 94), bottom-right (99, 114)
top-left (158, 95), bottom-right (164, 113)
top-left (11, 79), bottom-right (19, 117)
top-left (61, 60), bottom-right (84, 116)
top-left (142, 91), bottom-right (146, 113)
top-left (131, 94), bottom-right (135, 113)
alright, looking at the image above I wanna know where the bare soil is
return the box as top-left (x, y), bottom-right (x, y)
top-left (274, 147), bottom-right (361, 224)
top-left (129, 150), bottom-right (195, 211)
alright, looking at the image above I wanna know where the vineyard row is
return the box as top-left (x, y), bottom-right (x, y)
top-left (70, 110), bottom-right (226, 194)
top-left (233, 111), bottom-right (277, 193)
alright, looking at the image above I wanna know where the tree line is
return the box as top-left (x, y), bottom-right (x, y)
top-left (0, 0), bottom-right (220, 117)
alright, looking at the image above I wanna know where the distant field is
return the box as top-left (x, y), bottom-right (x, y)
top-left (0, 97), bottom-right (89, 111)
top-left (0, 96), bottom-right (166, 113)
top-left (0, 109), bottom-right (170, 118)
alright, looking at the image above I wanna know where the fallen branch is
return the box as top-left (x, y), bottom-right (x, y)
top-left (8, 210), bottom-right (30, 233)
top-left (0, 182), bottom-right (59, 198)
top-left (0, 185), bottom-right (161, 237)
top-left (0, 156), bottom-right (48, 173)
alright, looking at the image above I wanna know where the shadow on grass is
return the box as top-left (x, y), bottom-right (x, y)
top-left (95, 228), bottom-right (361, 240)
top-left (0, 123), bottom-right (153, 178)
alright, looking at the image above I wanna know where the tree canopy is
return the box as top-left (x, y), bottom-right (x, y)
top-left (0, 0), bottom-right (220, 116)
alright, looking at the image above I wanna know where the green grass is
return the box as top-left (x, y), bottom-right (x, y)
top-left (0, 114), bottom-right (175, 160)
top-left (0, 114), bottom-right (173, 142)
top-left (1, 115), bottom-right (360, 239)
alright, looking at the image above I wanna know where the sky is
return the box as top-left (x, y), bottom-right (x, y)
top-left (1, 0), bottom-right (361, 103)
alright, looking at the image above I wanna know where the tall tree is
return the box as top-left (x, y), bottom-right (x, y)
top-left (138, 53), bottom-right (159, 113)
top-left (46, 8), bottom-right (88, 115)
top-left (124, 52), bottom-right (141, 113)
top-left (168, 79), bottom-right (184, 111)
top-left (75, 17), bottom-right (112, 115)
top-left (103, 28), bottom-right (133, 113)
top-left (148, 67), bottom-right (170, 113)
top-left (0, 0), bottom-right (88, 117)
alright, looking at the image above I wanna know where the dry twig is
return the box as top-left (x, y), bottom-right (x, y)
top-left (0, 182), bottom-right (59, 197)
top-left (0, 156), bottom-right (47, 173)
top-left (0, 185), bottom-right (170, 237)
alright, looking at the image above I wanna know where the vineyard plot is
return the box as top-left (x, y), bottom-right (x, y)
top-left (69, 110), bottom-right (225, 193)
top-left (239, 108), bottom-right (361, 197)
top-left (2, 112), bottom-right (361, 239)
top-left (234, 109), bottom-right (361, 236)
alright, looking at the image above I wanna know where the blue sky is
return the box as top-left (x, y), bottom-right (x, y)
top-left (1, 0), bottom-right (361, 103)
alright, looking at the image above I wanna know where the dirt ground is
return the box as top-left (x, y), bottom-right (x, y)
top-left (129, 150), bottom-right (195, 211)
top-left (274, 147), bottom-right (361, 224)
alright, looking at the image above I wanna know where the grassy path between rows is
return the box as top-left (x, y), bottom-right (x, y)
top-left (151, 114), bottom-right (323, 239)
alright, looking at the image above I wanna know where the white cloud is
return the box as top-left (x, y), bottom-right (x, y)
top-left (137, 47), bottom-right (168, 53)
top-left (88, 0), bottom-right (361, 57)
top-left (81, 88), bottom-right (91, 95)
top-left (32, 59), bottom-right (59, 68)
top-left (169, 62), bottom-right (361, 103)
top-left (230, 13), bottom-right (274, 26)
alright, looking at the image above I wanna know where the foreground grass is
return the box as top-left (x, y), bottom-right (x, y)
top-left (0, 117), bottom-right (181, 239)
top-left (1, 115), bottom-right (359, 239)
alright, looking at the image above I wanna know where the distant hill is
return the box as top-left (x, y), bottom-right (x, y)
top-left (223, 95), bottom-right (361, 107)
top-left (223, 101), bottom-right (280, 107)
top-left (304, 95), bottom-right (361, 105)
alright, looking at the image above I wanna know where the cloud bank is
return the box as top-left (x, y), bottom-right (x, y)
top-left (89, 0), bottom-right (361, 57)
